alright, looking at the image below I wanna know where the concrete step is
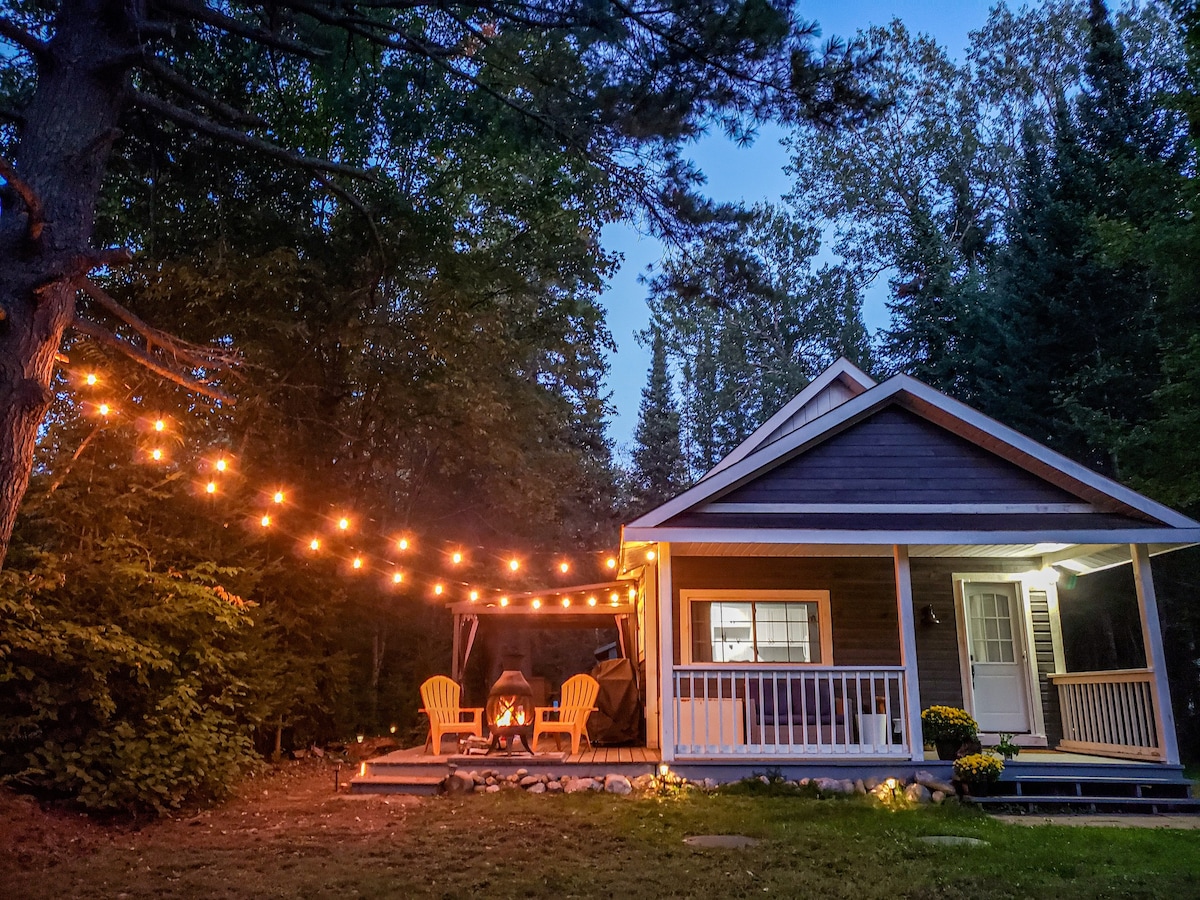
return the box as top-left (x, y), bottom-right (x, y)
top-left (350, 775), bottom-right (444, 796)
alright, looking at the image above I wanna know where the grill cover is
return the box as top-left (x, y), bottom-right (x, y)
top-left (587, 658), bottom-right (642, 745)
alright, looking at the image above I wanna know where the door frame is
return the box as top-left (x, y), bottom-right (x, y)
top-left (952, 573), bottom-right (1048, 739)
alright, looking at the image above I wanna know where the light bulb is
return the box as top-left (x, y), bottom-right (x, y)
top-left (606, 557), bottom-right (617, 569)
top-left (587, 596), bottom-right (597, 607)
top-left (531, 598), bottom-right (542, 609)
top-left (352, 557), bottom-right (363, 569)
top-left (559, 561), bottom-right (569, 573)
top-left (85, 373), bottom-right (97, 386)
top-left (397, 538), bottom-right (409, 550)
top-left (260, 515), bottom-right (271, 527)
top-left (469, 590), bottom-right (479, 601)
top-left (451, 551), bottom-right (462, 564)
top-left (273, 491), bottom-right (284, 504)
top-left (154, 419), bottom-right (165, 432)
top-left (434, 584), bottom-right (444, 596)
top-left (215, 458), bottom-right (227, 472)
top-left (151, 448), bottom-right (162, 461)
top-left (561, 597), bottom-right (570, 607)
top-left (205, 481), bottom-right (216, 494)
top-left (499, 596), bottom-right (509, 607)
top-left (392, 572), bottom-right (403, 584)
top-left (509, 558), bottom-right (519, 572)
top-left (98, 403), bottom-right (110, 416)
top-left (338, 517), bottom-right (350, 530)
top-left (646, 549), bottom-right (656, 561)
top-left (309, 538), bottom-right (320, 551)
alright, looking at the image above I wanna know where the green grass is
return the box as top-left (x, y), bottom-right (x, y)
top-left (9, 790), bottom-right (1200, 899)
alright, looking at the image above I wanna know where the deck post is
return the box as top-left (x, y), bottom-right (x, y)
top-left (451, 612), bottom-right (462, 683)
top-left (893, 545), bottom-right (925, 762)
top-left (657, 543), bottom-right (675, 762)
top-left (1131, 543), bottom-right (1180, 764)
top-left (643, 570), bottom-right (660, 750)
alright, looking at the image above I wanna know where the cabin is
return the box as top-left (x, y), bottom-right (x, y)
top-left (358, 359), bottom-right (1200, 803)
top-left (619, 359), bottom-right (1199, 773)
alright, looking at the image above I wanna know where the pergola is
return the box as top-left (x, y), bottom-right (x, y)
top-left (444, 581), bottom-right (638, 682)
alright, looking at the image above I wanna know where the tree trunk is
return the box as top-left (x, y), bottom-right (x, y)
top-left (0, 0), bottom-right (130, 568)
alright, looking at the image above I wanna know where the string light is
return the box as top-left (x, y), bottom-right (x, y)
top-left (151, 448), bottom-right (163, 461)
top-left (610, 592), bottom-right (619, 604)
top-left (154, 419), bottom-right (165, 432)
top-left (645, 549), bottom-right (656, 561)
top-left (587, 596), bottom-right (597, 607)
top-left (397, 538), bottom-right (409, 551)
top-left (309, 538), bottom-right (320, 551)
top-left (434, 584), bottom-right (444, 596)
top-left (273, 491), bottom-right (284, 504)
top-left (606, 557), bottom-right (617, 569)
top-left (260, 515), bottom-right (271, 528)
top-left (392, 572), bottom-right (403, 584)
top-left (215, 458), bottom-right (227, 472)
top-left (98, 403), bottom-right (110, 416)
top-left (531, 598), bottom-right (542, 610)
top-left (85, 373), bottom-right (97, 386)
top-left (508, 558), bottom-right (519, 572)
top-left (628, 586), bottom-right (637, 599)
top-left (338, 517), bottom-right (350, 530)
top-left (561, 597), bottom-right (570, 608)
top-left (469, 590), bottom-right (479, 602)
top-left (559, 561), bottom-right (569, 573)
top-left (499, 596), bottom-right (509, 607)
top-left (451, 551), bottom-right (463, 565)
top-left (352, 556), bottom-right (363, 569)
top-left (205, 481), bottom-right (217, 494)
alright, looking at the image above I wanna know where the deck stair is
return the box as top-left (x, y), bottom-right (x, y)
top-left (966, 766), bottom-right (1198, 814)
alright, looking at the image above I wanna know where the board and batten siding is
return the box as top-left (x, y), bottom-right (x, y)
top-left (1028, 589), bottom-right (1063, 744)
top-left (668, 557), bottom-right (900, 667)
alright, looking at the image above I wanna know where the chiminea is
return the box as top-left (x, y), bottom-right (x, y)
top-left (486, 670), bottom-right (535, 754)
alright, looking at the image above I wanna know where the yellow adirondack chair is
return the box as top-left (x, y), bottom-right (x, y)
top-left (419, 675), bottom-right (484, 754)
top-left (533, 673), bottom-right (599, 755)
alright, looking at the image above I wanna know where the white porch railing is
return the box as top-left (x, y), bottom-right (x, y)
top-left (671, 666), bottom-right (910, 758)
top-left (1049, 669), bottom-right (1164, 761)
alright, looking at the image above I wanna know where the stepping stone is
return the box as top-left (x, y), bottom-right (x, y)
top-left (916, 836), bottom-right (990, 848)
top-left (683, 835), bottom-right (760, 849)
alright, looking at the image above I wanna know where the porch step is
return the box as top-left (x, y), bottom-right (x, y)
top-left (966, 772), bottom-right (1198, 814)
top-left (349, 774), bottom-right (444, 796)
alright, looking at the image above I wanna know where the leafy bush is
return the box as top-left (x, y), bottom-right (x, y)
top-left (0, 552), bottom-right (261, 813)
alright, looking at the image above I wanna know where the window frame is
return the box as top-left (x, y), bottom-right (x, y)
top-left (680, 589), bottom-right (833, 666)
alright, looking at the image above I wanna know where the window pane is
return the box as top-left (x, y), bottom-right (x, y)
top-left (691, 599), bottom-right (824, 664)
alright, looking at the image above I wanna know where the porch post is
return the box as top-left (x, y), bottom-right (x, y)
top-left (1131, 544), bottom-right (1180, 764)
top-left (643, 572), bottom-right (660, 750)
top-left (657, 543), bottom-right (675, 762)
top-left (893, 545), bottom-right (925, 762)
top-left (451, 612), bottom-right (462, 683)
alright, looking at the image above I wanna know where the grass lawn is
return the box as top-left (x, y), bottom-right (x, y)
top-left (4, 764), bottom-right (1199, 899)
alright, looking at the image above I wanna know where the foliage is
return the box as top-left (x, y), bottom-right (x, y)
top-left (953, 752), bottom-right (1005, 784)
top-left (994, 733), bottom-right (1022, 760)
top-left (920, 705), bottom-right (979, 744)
top-left (626, 326), bottom-right (689, 517)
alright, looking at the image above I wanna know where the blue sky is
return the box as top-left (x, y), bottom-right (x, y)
top-left (601, 1), bottom-right (999, 453)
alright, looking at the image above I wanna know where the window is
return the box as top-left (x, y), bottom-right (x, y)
top-left (683, 591), bottom-right (831, 665)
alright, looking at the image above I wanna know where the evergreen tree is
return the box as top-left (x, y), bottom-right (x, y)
top-left (629, 327), bottom-right (688, 515)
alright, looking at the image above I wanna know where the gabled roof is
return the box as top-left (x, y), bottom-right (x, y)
top-left (702, 357), bottom-right (875, 481)
top-left (625, 368), bottom-right (1200, 548)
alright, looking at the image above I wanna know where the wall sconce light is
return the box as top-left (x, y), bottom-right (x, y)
top-left (921, 604), bottom-right (940, 626)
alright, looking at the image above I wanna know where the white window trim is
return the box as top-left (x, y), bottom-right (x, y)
top-left (679, 589), bottom-right (833, 666)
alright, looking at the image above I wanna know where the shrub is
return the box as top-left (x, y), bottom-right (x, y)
top-left (920, 706), bottom-right (978, 744)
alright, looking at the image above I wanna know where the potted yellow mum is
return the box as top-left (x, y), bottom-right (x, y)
top-left (953, 752), bottom-right (1004, 797)
top-left (920, 706), bottom-right (979, 760)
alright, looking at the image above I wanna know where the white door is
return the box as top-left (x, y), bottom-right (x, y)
top-left (963, 582), bottom-right (1031, 733)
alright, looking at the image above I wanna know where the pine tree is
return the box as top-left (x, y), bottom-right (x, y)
top-left (629, 327), bottom-right (689, 515)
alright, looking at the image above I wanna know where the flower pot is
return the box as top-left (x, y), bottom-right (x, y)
top-left (935, 739), bottom-right (960, 761)
top-left (967, 781), bottom-right (991, 797)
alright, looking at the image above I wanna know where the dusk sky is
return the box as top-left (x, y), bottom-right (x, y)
top-left (602, 0), bottom-right (1000, 452)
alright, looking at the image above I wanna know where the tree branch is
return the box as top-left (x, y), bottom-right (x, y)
top-left (0, 16), bottom-right (47, 59)
top-left (131, 90), bottom-right (375, 181)
top-left (154, 0), bottom-right (329, 60)
top-left (136, 56), bottom-right (268, 128)
top-left (71, 316), bottom-right (236, 404)
top-left (313, 173), bottom-right (385, 263)
top-left (77, 277), bottom-right (239, 373)
top-left (0, 156), bottom-right (45, 243)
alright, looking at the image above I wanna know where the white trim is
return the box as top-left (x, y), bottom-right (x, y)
top-left (1017, 580), bottom-right (1049, 737)
top-left (1131, 544), bottom-right (1179, 765)
top-left (643, 570), bottom-right (660, 751)
top-left (679, 589), bottom-right (834, 666)
top-left (627, 371), bottom-right (1200, 532)
top-left (953, 574), bottom-right (1044, 737)
top-left (706, 502), bottom-right (1095, 515)
top-left (624, 526), bottom-right (1200, 545)
top-left (701, 358), bottom-right (875, 481)
top-left (657, 544), bottom-right (675, 763)
top-left (893, 546), bottom-right (925, 762)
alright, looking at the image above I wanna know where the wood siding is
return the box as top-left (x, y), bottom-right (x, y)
top-left (670, 557), bottom-right (900, 667)
top-left (717, 406), bottom-right (1080, 505)
top-left (1028, 590), bottom-right (1063, 744)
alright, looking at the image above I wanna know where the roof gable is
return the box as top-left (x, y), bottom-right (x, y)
top-left (627, 368), bottom-right (1200, 538)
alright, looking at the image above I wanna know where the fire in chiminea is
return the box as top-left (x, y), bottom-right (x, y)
top-left (485, 670), bottom-right (535, 754)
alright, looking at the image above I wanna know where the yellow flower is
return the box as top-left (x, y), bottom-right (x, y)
top-left (953, 752), bottom-right (1004, 783)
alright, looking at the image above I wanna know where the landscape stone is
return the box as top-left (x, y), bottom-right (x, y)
top-left (516, 768), bottom-right (529, 777)
top-left (631, 774), bottom-right (655, 791)
top-left (485, 784), bottom-right (501, 793)
top-left (526, 782), bottom-right (546, 794)
top-left (863, 776), bottom-right (880, 790)
top-left (854, 779), bottom-right (867, 795)
top-left (839, 779), bottom-right (856, 794)
top-left (905, 783), bottom-right (931, 804)
top-left (444, 772), bottom-right (475, 794)
top-left (564, 777), bottom-right (595, 794)
top-left (604, 774), bottom-right (633, 795)
top-left (701, 778), bottom-right (719, 791)
top-left (546, 781), bottom-right (564, 793)
top-left (932, 790), bottom-right (946, 804)
top-left (917, 775), bottom-right (956, 795)
top-left (520, 775), bottom-right (541, 787)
